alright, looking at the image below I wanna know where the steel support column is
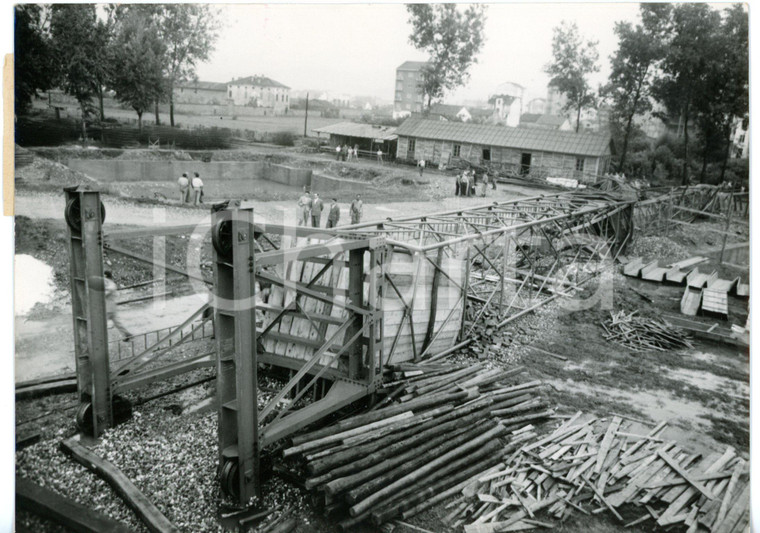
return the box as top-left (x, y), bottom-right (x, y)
top-left (65, 188), bottom-right (111, 437)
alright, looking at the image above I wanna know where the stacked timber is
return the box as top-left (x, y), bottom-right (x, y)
top-left (444, 413), bottom-right (749, 533)
top-left (283, 363), bottom-right (553, 529)
top-left (601, 310), bottom-right (693, 352)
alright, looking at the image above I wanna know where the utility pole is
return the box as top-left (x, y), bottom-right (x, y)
top-left (303, 92), bottom-right (309, 138)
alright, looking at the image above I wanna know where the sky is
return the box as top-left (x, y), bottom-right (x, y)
top-left (195, 3), bottom-right (644, 105)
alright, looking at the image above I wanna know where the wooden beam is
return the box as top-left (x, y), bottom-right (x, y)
top-left (16, 476), bottom-right (132, 533)
top-left (60, 436), bottom-right (181, 533)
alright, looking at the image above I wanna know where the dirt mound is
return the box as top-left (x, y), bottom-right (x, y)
top-left (15, 156), bottom-right (98, 187)
top-left (628, 235), bottom-right (690, 263)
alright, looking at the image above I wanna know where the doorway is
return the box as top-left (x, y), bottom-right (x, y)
top-left (520, 153), bottom-right (532, 175)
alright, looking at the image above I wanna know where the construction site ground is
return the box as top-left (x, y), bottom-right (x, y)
top-left (14, 147), bottom-right (750, 532)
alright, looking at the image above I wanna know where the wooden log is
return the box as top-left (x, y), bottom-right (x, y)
top-left (401, 463), bottom-right (509, 521)
top-left (370, 440), bottom-right (503, 525)
top-left (491, 398), bottom-right (544, 417)
top-left (340, 404), bottom-right (456, 447)
top-left (60, 436), bottom-right (180, 533)
top-left (413, 365), bottom-right (485, 396)
top-left (307, 395), bottom-right (492, 475)
top-left (342, 421), bottom-right (497, 502)
top-left (16, 476), bottom-right (132, 533)
top-left (291, 389), bottom-right (470, 446)
top-left (284, 412), bottom-right (414, 457)
top-left (308, 408), bottom-right (491, 490)
top-left (350, 422), bottom-right (506, 516)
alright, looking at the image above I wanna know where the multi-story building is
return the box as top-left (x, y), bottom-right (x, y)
top-left (393, 61), bottom-right (428, 119)
top-left (174, 81), bottom-right (228, 105)
top-left (227, 75), bottom-right (290, 112)
top-left (489, 82), bottom-right (525, 127)
top-left (731, 117), bottom-right (749, 159)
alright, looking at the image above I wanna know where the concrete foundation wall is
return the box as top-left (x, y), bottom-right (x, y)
top-left (311, 174), bottom-right (369, 195)
top-left (66, 159), bottom-right (312, 187)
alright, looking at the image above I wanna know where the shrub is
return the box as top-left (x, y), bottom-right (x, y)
top-left (271, 131), bottom-right (296, 147)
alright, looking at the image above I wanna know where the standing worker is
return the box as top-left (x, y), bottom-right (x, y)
top-left (350, 194), bottom-right (363, 225)
top-left (192, 172), bottom-right (204, 206)
top-left (311, 192), bottom-right (324, 227)
top-left (297, 187), bottom-right (312, 226)
top-left (335, 145), bottom-right (342, 161)
top-left (326, 198), bottom-right (340, 228)
top-left (103, 271), bottom-right (133, 341)
top-left (418, 158), bottom-right (426, 177)
top-left (178, 172), bottom-right (190, 203)
top-left (376, 149), bottom-right (384, 165)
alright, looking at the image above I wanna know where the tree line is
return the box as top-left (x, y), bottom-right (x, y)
top-left (545, 4), bottom-right (748, 185)
top-left (15, 4), bottom-right (220, 134)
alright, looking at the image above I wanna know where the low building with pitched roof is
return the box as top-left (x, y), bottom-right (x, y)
top-left (395, 117), bottom-right (614, 183)
top-left (227, 75), bottom-right (291, 111)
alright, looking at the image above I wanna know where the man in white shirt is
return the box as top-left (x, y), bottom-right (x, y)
top-left (191, 172), bottom-right (204, 206)
top-left (418, 159), bottom-right (426, 177)
top-left (178, 173), bottom-right (190, 203)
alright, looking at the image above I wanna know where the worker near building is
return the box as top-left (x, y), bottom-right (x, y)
top-left (191, 172), bottom-right (204, 205)
top-left (178, 172), bottom-right (190, 203)
top-left (480, 172), bottom-right (488, 197)
top-left (376, 149), bottom-right (384, 164)
top-left (297, 187), bottom-right (312, 226)
top-left (335, 145), bottom-right (342, 161)
top-left (311, 192), bottom-right (324, 227)
top-left (103, 270), bottom-right (133, 341)
top-left (326, 198), bottom-right (340, 228)
top-left (418, 158), bottom-right (426, 177)
top-left (350, 194), bottom-right (363, 224)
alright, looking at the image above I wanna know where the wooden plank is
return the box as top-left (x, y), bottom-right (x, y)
top-left (657, 449), bottom-right (715, 500)
top-left (16, 476), bottom-right (132, 533)
top-left (622, 257), bottom-right (644, 277)
top-left (668, 257), bottom-right (708, 270)
top-left (714, 459), bottom-right (744, 526)
top-left (712, 482), bottom-right (749, 533)
top-left (638, 261), bottom-right (659, 279)
top-left (60, 435), bottom-right (180, 533)
top-left (595, 417), bottom-right (622, 474)
top-left (680, 287), bottom-right (702, 316)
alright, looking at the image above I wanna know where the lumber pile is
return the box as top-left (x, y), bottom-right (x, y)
top-left (283, 363), bottom-right (553, 530)
top-left (445, 413), bottom-right (749, 533)
top-left (601, 310), bottom-right (693, 352)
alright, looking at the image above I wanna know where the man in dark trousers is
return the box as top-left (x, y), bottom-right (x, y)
top-left (311, 192), bottom-right (324, 227)
top-left (326, 198), bottom-right (340, 228)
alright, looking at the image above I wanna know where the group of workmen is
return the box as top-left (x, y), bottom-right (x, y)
top-left (177, 172), bottom-right (205, 205)
top-left (455, 168), bottom-right (495, 197)
top-left (297, 189), bottom-right (364, 227)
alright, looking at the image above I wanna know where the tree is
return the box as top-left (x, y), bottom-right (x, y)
top-left (155, 5), bottom-right (221, 127)
top-left (406, 4), bottom-right (487, 110)
top-left (604, 19), bottom-right (663, 171)
top-left (648, 4), bottom-right (721, 184)
top-left (544, 22), bottom-right (600, 133)
top-left (694, 5), bottom-right (748, 182)
top-left (14, 5), bottom-right (58, 115)
top-left (110, 12), bottom-right (166, 132)
top-left (50, 5), bottom-right (105, 141)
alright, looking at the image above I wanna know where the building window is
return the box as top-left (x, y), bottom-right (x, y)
top-left (736, 147), bottom-right (743, 158)
top-left (482, 148), bottom-right (491, 161)
top-left (739, 134), bottom-right (746, 143)
top-left (408, 139), bottom-right (416, 153)
top-left (453, 144), bottom-right (461, 157)
top-left (575, 158), bottom-right (585, 172)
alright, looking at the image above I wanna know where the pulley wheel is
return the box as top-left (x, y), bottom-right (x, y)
top-left (212, 219), bottom-right (233, 259)
top-left (64, 197), bottom-right (106, 232)
top-left (220, 459), bottom-right (240, 500)
top-left (75, 402), bottom-right (94, 436)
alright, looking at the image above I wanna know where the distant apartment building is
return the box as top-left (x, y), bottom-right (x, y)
top-left (731, 117), bottom-right (749, 159)
top-left (174, 81), bottom-right (228, 105)
top-left (526, 98), bottom-right (547, 115)
top-left (489, 82), bottom-right (524, 127)
top-left (227, 75), bottom-right (290, 112)
top-left (393, 61), bottom-right (428, 119)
